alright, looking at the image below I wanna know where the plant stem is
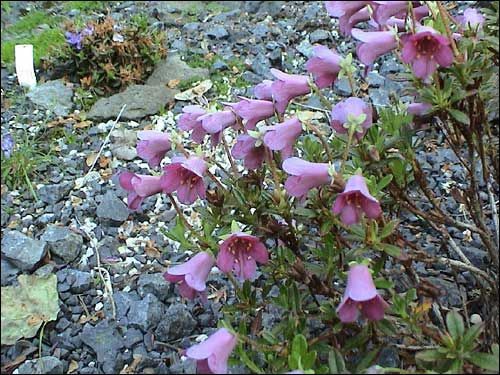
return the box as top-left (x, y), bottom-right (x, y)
top-left (436, 2), bottom-right (461, 60)
top-left (167, 193), bottom-right (194, 231)
top-left (221, 134), bottom-right (239, 177)
top-left (305, 121), bottom-right (333, 161)
top-left (340, 125), bottom-right (356, 174)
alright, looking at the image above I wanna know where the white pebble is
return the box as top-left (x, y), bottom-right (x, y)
top-left (95, 302), bottom-right (103, 311)
top-left (470, 314), bottom-right (482, 324)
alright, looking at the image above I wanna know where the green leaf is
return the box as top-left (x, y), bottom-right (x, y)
top-left (374, 277), bottom-right (394, 289)
top-left (378, 243), bottom-right (401, 257)
top-left (231, 220), bottom-right (240, 233)
top-left (416, 349), bottom-right (445, 362)
top-left (462, 323), bottom-right (483, 350)
top-left (238, 347), bottom-right (263, 374)
top-left (446, 310), bottom-right (465, 340)
top-left (448, 109), bottom-right (470, 125)
top-left (328, 349), bottom-right (346, 374)
top-left (302, 351), bottom-right (317, 369)
top-left (1, 274), bottom-right (60, 345)
top-left (380, 220), bottom-right (399, 239)
top-left (355, 348), bottom-right (379, 373)
top-left (468, 352), bottom-right (499, 372)
top-left (377, 174), bottom-right (393, 191)
top-left (292, 334), bottom-right (308, 357)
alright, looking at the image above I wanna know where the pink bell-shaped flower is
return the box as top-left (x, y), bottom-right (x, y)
top-left (305, 45), bottom-right (342, 88)
top-left (227, 97), bottom-right (275, 130)
top-left (270, 69), bottom-right (311, 114)
top-left (337, 264), bottom-right (389, 323)
top-left (254, 80), bottom-right (273, 100)
top-left (161, 156), bottom-right (207, 204)
top-left (231, 134), bottom-right (265, 170)
top-left (119, 172), bottom-right (163, 211)
top-left (136, 130), bottom-right (171, 168)
top-left (217, 232), bottom-right (269, 281)
top-left (330, 97), bottom-right (373, 140)
top-left (164, 251), bottom-right (214, 300)
top-left (263, 117), bottom-right (302, 159)
top-left (351, 28), bottom-right (398, 66)
top-left (332, 174), bottom-right (381, 225)
top-left (282, 157), bottom-right (331, 199)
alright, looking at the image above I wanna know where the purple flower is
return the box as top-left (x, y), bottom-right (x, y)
top-left (161, 156), bottom-right (207, 204)
top-left (263, 117), bottom-right (302, 159)
top-left (337, 264), bottom-right (389, 323)
top-left (325, 1), bottom-right (372, 35)
top-left (408, 102), bottom-right (432, 116)
top-left (458, 8), bottom-right (485, 30)
top-left (351, 28), bottom-right (398, 66)
top-left (254, 80), bottom-right (273, 100)
top-left (178, 105), bottom-right (208, 143)
top-left (65, 31), bottom-right (83, 50)
top-left (401, 26), bottom-right (454, 79)
top-left (164, 251), bottom-right (214, 300)
top-left (331, 97), bottom-right (373, 140)
top-left (372, 1), bottom-right (409, 26)
top-left (1, 133), bottom-right (14, 159)
top-left (341, 6), bottom-right (373, 36)
top-left (82, 25), bottom-right (94, 36)
top-left (198, 110), bottom-right (237, 134)
top-left (227, 97), bottom-right (275, 130)
top-left (136, 130), bottom-right (171, 168)
top-left (119, 172), bottom-right (163, 211)
top-left (216, 232), bottom-right (269, 281)
top-left (270, 69), bottom-right (311, 114)
top-left (332, 174), bottom-right (381, 225)
top-left (282, 157), bottom-right (331, 199)
top-left (186, 328), bottom-right (238, 374)
top-left (305, 45), bottom-right (342, 88)
top-left (231, 134), bottom-right (265, 170)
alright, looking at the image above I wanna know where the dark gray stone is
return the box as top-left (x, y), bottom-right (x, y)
top-left (242, 71), bottom-right (264, 84)
top-left (1, 231), bottom-right (47, 270)
top-left (88, 85), bottom-right (178, 121)
top-left (145, 54), bottom-right (209, 87)
top-left (26, 79), bottom-right (73, 117)
top-left (137, 273), bottom-right (170, 301)
top-left (334, 77), bottom-right (352, 96)
top-left (68, 269), bottom-right (92, 293)
top-left (38, 182), bottom-right (72, 204)
top-left (366, 71), bottom-right (385, 87)
top-left (211, 59), bottom-right (229, 72)
top-left (377, 347), bottom-right (400, 368)
top-left (309, 29), bottom-right (329, 43)
top-left (296, 39), bottom-right (314, 58)
top-left (41, 226), bottom-right (83, 263)
top-left (253, 23), bottom-right (269, 38)
top-left (128, 293), bottom-right (165, 331)
top-left (123, 328), bottom-right (143, 348)
top-left (257, 1), bottom-right (284, 16)
top-left (96, 191), bottom-right (129, 222)
top-left (155, 304), bottom-right (197, 341)
top-left (251, 53), bottom-right (271, 78)
top-left (205, 26), bottom-right (229, 39)
top-left (427, 277), bottom-right (462, 307)
top-left (380, 58), bottom-right (403, 74)
top-left (369, 88), bottom-right (391, 107)
top-left (80, 320), bottom-right (124, 369)
top-left (1, 258), bottom-right (20, 286)
top-left (183, 22), bottom-right (200, 32)
top-left (17, 356), bottom-right (64, 374)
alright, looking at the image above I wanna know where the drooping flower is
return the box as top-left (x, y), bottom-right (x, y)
top-left (341, 6), bottom-right (373, 36)
top-left (136, 130), bottom-right (171, 168)
top-left (305, 45), bottom-right (342, 88)
top-left (161, 156), bottom-right (206, 204)
top-left (231, 134), bottom-right (265, 170)
top-left (119, 171), bottom-right (163, 211)
top-left (263, 117), bottom-right (302, 159)
top-left (384, 5), bottom-right (429, 31)
top-left (400, 26), bottom-right (454, 80)
top-left (408, 102), bottom-right (432, 116)
top-left (282, 157), bottom-right (331, 199)
top-left (337, 264), bottom-right (389, 323)
top-left (227, 97), bottom-right (275, 130)
top-left (330, 97), bottom-right (373, 140)
top-left (254, 80), bottom-right (273, 100)
top-left (65, 31), bottom-right (83, 50)
top-left (1, 133), bottom-right (14, 159)
top-left (198, 110), bottom-right (237, 134)
top-left (217, 232), bottom-right (269, 281)
top-left (186, 328), bottom-right (238, 374)
top-left (178, 105), bottom-right (207, 144)
top-left (458, 8), bottom-right (485, 30)
top-left (164, 251), bottom-right (214, 300)
top-left (324, 1), bottom-right (373, 35)
top-left (351, 28), bottom-right (398, 66)
top-left (372, 1), bottom-right (409, 26)
top-left (270, 69), bottom-right (311, 114)
top-left (332, 174), bottom-right (381, 225)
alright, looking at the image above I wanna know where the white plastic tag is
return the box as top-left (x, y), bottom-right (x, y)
top-left (15, 44), bottom-right (37, 89)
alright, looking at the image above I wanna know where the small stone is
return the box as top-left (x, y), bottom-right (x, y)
top-left (155, 304), bottom-right (197, 341)
top-left (211, 60), bottom-right (229, 72)
top-left (296, 39), bottom-right (314, 58)
top-left (123, 328), bottom-right (143, 348)
top-left (183, 22), bottom-right (200, 32)
top-left (26, 79), bottom-right (74, 117)
top-left (38, 182), bottom-right (72, 204)
top-left (96, 191), bottom-right (129, 223)
top-left (366, 71), bottom-right (385, 87)
top-left (41, 226), bottom-right (83, 263)
top-left (128, 293), bottom-right (165, 331)
top-left (334, 77), bottom-right (352, 96)
top-left (205, 26), bottom-right (229, 39)
top-left (369, 87), bottom-right (391, 107)
top-left (80, 320), bottom-right (124, 370)
top-left (17, 356), bottom-right (64, 374)
top-left (242, 71), bottom-right (263, 84)
top-left (137, 273), bottom-right (170, 302)
top-left (1, 258), bottom-right (20, 286)
top-left (1, 231), bottom-right (47, 270)
top-left (470, 314), bottom-right (482, 324)
top-left (251, 53), bottom-right (271, 78)
top-left (309, 29), bottom-right (329, 43)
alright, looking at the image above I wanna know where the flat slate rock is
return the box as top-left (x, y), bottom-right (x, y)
top-left (1, 230), bottom-right (47, 271)
top-left (145, 54), bottom-right (209, 87)
top-left (40, 225), bottom-right (83, 263)
top-left (87, 84), bottom-right (178, 120)
top-left (96, 191), bottom-right (129, 222)
top-left (26, 79), bottom-right (74, 117)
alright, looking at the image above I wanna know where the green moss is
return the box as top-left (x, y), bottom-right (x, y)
top-left (4, 11), bottom-right (62, 35)
top-left (1, 29), bottom-right (66, 67)
top-left (206, 2), bottom-right (230, 14)
top-left (62, 1), bottom-right (107, 12)
top-left (177, 75), bottom-right (205, 91)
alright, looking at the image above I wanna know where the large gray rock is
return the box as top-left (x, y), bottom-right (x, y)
top-left (41, 226), bottom-right (83, 263)
top-left (155, 304), bottom-right (197, 341)
top-left (1, 231), bottom-right (47, 270)
top-left (87, 85), bottom-right (178, 120)
top-left (96, 191), bottom-right (129, 222)
top-left (26, 79), bottom-right (73, 117)
top-left (145, 54), bottom-right (209, 86)
top-left (127, 293), bottom-right (165, 331)
top-left (17, 356), bottom-right (64, 374)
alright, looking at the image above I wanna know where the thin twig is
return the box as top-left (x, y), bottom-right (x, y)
top-left (221, 134), bottom-right (239, 176)
top-left (86, 104), bottom-right (126, 177)
top-left (487, 177), bottom-right (500, 246)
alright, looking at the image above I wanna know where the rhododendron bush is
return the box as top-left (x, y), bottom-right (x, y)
top-left (118, 1), bottom-right (499, 373)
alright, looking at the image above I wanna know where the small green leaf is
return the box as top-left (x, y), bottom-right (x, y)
top-left (374, 277), bottom-right (394, 289)
top-left (416, 349), bottom-right (445, 362)
top-left (238, 347), bottom-right (263, 374)
top-left (292, 334), bottom-right (308, 357)
top-left (448, 109), bottom-right (470, 125)
top-left (355, 348), bottom-right (379, 373)
top-left (380, 220), bottom-right (399, 239)
top-left (301, 351), bottom-right (317, 369)
top-left (468, 352), bottom-right (499, 372)
top-left (378, 243), bottom-right (401, 257)
top-left (462, 323), bottom-right (483, 350)
top-left (446, 310), bottom-right (465, 340)
top-left (377, 174), bottom-right (393, 191)
top-left (328, 349), bottom-right (346, 374)
top-left (231, 220), bottom-right (240, 233)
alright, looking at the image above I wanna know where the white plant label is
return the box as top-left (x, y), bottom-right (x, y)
top-left (15, 44), bottom-right (37, 89)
